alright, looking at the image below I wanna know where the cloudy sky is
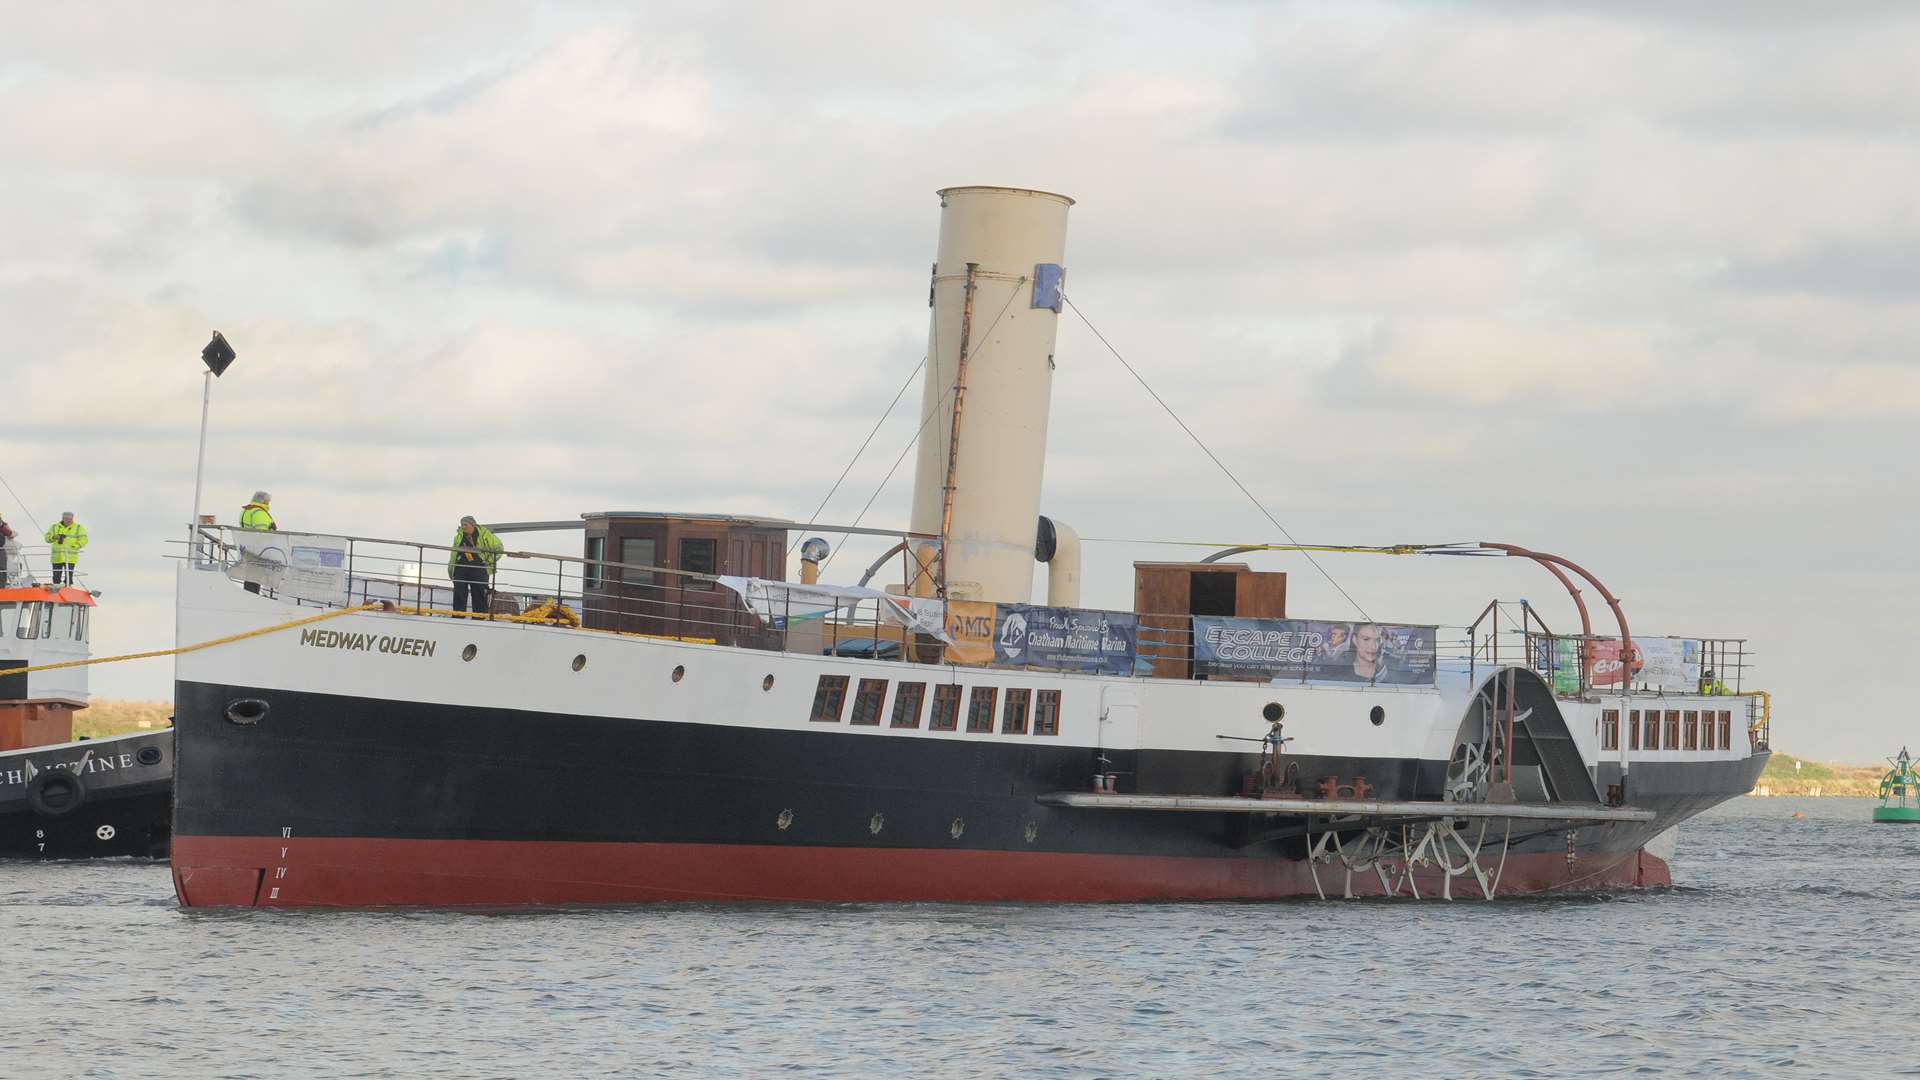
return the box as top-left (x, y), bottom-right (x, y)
top-left (2, 2), bottom-right (1911, 760)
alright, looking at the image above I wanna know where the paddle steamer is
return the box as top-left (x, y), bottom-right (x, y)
top-left (169, 186), bottom-right (1769, 906)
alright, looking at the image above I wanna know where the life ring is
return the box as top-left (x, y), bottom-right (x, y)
top-left (27, 768), bottom-right (88, 817)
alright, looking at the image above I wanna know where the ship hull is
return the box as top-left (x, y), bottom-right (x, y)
top-left (1, 730), bottom-right (174, 860)
top-left (169, 678), bottom-right (1741, 907)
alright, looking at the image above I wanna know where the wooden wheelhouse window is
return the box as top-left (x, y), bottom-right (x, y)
top-left (1664, 710), bottom-right (1681, 749)
top-left (620, 538), bottom-right (656, 586)
top-left (1034, 690), bottom-right (1062, 736)
top-left (1601, 709), bottom-right (1619, 752)
top-left (1002, 688), bottom-right (1031, 735)
top-left (1718, 710), bottom-right (1733, 750)
top-left (1629, 710), bottom-right (1642, 751)
top-left (890, 682), bottom-right (926, 728)
top-left (584, 536), bottom-right (606, 589)
top-left (965, 687), bottom-right (998, 733)
top-left (850, 678), bottom-right (887, 726)
top-left (679, 538), bottom-right (717, 591)
top-left (1702, 711), bottom-right (1717, 751)
top-left (1644, 710), bottom-right (1660, 750)
top-left (930, 684), bottom-right (962, 731)
top-left (1683, 710), bottom-right (1699, 750)
top-left (809, 675), bottom-right (849, 723)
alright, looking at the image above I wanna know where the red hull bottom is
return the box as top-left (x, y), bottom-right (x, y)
top-left (172, 836), bottom-right (1673, 908)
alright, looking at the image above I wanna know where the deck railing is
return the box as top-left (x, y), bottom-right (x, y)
top-left (175, 529), bottom-right (1757, 701)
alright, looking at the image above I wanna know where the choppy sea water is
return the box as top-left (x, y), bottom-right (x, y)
top-left (2, 796), bottom-right (1916, 1079)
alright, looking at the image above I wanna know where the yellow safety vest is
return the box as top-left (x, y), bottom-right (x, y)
top-left (45, 522), bottom-right (88, 564)
top-left (448, 525), bottom-right (503, 575)
top-left (241, 503), bottom-right (275, 530)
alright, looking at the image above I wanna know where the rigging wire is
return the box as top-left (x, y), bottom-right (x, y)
top-left (817, 279), bottom-right (1027, 576)
top-left (1061, 293), bottom-right (1376, 623)
top-left (1076, 537), bottom-right (1500, 556)
top-left (785, 354), bottom-right (927, 557)
top-left (0, 469), bottom-right (45, 537)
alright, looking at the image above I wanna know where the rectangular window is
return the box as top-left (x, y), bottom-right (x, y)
top-left (680, 538), bottom-right (717, 591)
top-left (1718, 710), bottom-right (1733, 750)
top-left (809, 675), bottom-right (849, 723)
top-left (930, 684), bottom-right (962, 731)
top-left (585, 537), bottom-right (605, 589)
top-left (1601, 709), bottom-right (1619, 752)
top-left (620, 538), bottom-right (656, 586)
top-left (1644, 710), bottom-right (1660, 750)
top-left (20, 602), bottom-right (46, 640)
top-left (1002, 688), bottom-right (1031, 735)
top-left (850, 678), bottom-right (887, 726)
top-left (1702, 711), bottom-right (1717, 751)
top-left (1629, 709), bottom-right (1642, 751)
top-left (965, 687), bottom-right (998, 733)
top-left (1684, 710), bottom-right (1699, 750)
top-left (1664, 710), bottom-right (1681, 750)
top-left (1034, 690), bottom-right (1062, 736)
top-left (890, 682), bottom-right (926, 728)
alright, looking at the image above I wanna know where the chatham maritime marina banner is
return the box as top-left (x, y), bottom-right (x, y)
top-left (991, 604), bottom-right (1138, 676)
top-left (1192, 616), bottom-right (1438, 685)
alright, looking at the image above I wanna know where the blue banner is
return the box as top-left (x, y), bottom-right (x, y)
top-left (993, 604), bottom-right (1137, 675)
top-left (1193, 616), bottom-right (1436, 685)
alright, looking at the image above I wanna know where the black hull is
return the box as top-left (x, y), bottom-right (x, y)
top-left (173, 679), bottom-right (1759, 870)
top-left (1, 730), bottom-right (175, 860)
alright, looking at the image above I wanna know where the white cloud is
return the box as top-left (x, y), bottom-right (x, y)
top-left (0, 0), bottom-right (1911, 759)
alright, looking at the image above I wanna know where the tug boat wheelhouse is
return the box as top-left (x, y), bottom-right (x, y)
top-left (169, 187), bottom-right (1770, 907)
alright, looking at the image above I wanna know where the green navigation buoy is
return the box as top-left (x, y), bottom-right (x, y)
top-left (1874, 747), bottom-right (1920, 824)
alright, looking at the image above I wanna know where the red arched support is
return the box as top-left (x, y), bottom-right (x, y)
top-left (1481, 543), bottom-right (1633, 691)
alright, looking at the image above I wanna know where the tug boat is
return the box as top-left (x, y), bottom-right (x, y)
top-left (168, 186), bottom-right (1770, 907)
top-left (1874, 749), bottom-right (1918, 824)
top-left (2, 567), bottom-right (173, 859)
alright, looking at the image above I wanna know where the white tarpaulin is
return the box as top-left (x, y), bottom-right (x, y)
top-left (232, 531), bottom-right (350, 605)
top-left (717, 577), bottom-right (949, 642)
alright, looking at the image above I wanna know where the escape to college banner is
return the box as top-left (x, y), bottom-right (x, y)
top-left (1192, 616), bottom-right (1437, 685)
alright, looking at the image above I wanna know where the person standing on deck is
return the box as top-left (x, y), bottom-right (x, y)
top-left (44, 511), bottom-right (87, 586)
top-left (448, 515), bottom-right (502, 617)
top-left (240, 491), bottom-right (276, 594)
top-left (0, 514), bottom-right (13, 583)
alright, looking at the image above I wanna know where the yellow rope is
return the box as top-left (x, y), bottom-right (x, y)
top-left (8, 603), bottom-right (382, 677)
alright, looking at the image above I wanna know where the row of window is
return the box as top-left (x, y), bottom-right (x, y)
top-left (4, 601), bottom-right (88, 642)
top-left (1601, 709), bottom-right (1736, 752)
top-left (583, 536), bottom-right (718, 592)
top-left (810, 675), bottom-right (1061, 736)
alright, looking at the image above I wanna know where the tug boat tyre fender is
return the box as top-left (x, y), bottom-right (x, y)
top-left (26, 768), bottom-right (87, 818)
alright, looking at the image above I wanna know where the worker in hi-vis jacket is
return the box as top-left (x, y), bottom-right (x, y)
top-left (448, 515), bottom-right (503, 617)
top-left (44, 511), bottom-right (87, 586)
top-left (239, 491), bottom-right (276, 594)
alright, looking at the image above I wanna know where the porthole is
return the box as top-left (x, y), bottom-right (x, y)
top-left (1263, 702), bottom-right (1285, 722)
top-left (869, 813), bottom-right (885, 835)
top-left (672, 665), bottom-right (686, 683)
top-left (762, 674), bottom-right (775, 691)
top-left (224, 698), bottom-right (268, 726)
top-left (571, 654), bottom-right (587, 672)
top-left (461, 644), bottom-right (478, 662)
top-left (949, 818), bottom-right (966, 840)
top-left (136, 746), bottom-right (162, 766)
top-left (776, 808), bottom-right (794, 831)
top-left (1370, 705), bottom-right (1386, 726)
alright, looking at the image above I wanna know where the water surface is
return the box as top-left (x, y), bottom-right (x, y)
top-left (3, 797), bottom-right (1915, 1078)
